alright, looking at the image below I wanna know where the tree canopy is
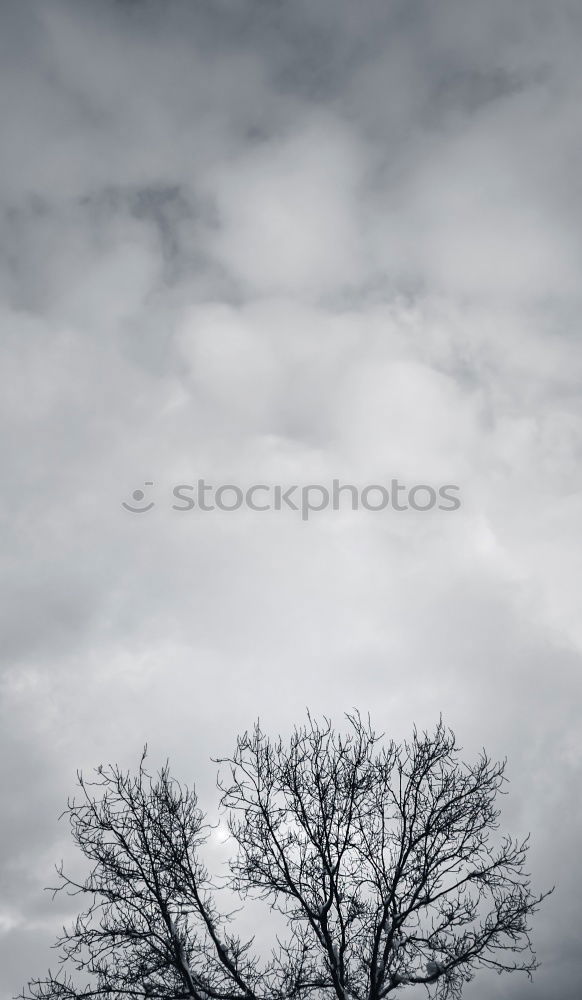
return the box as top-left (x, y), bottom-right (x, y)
top-left (21, 715), bottom-right (551, 1000)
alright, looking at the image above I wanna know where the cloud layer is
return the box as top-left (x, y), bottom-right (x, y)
top-left (1, 1), bottom-right (582, 997)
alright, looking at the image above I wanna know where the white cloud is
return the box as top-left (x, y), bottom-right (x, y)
top-left (206, 116), bottom-right (367, 296)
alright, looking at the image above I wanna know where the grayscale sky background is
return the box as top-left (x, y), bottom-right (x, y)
top-left (1, 1), bottom-right (581, 997)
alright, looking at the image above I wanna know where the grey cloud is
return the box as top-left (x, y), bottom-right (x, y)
top-left (1, 1), bottom-right (582, 999)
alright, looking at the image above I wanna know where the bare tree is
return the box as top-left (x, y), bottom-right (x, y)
top-left (21, 717), bottom-right (551, 1000)
top-left (20, 751), bottom-right (267, 1000)
top-left (218, 715), bottom-right (552, 999)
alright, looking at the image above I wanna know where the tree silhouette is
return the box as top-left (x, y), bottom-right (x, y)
top-left (21, 716), bottom-right (551, 1000)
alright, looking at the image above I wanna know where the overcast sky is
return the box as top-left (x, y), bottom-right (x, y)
top-left (1, 1), bottom-right (582, 998)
